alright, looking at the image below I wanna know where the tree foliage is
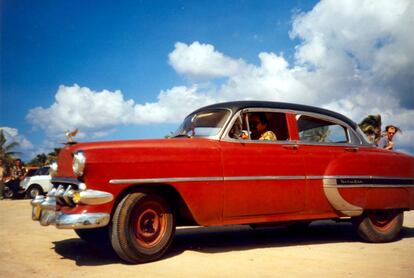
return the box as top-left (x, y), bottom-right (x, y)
top-left (0, 129), bottom-right (20, 165)
top-left (300, 126), bottom-right (330, 143)
top-left (27, 148), bottom-right (61, 167)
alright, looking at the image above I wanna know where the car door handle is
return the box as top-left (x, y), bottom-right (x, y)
top-left (282, 144), bottom-right (299, 150)
top-left (345, 147), bottom-right (359, 152)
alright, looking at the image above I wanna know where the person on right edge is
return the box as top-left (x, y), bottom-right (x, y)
top-left (378, 125), bottom-right (401, 150)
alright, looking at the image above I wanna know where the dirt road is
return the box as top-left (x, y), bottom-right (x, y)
top-left (1, 200), bottom-right (414, 277)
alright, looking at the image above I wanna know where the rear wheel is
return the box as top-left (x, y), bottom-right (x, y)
top-left (353, 210), bottom-right (403, 243)
top-left (111, 192), bottom-right (175, 263)
top-left (26, 185), bottom-right (43, 199)
top-left (4, 188), bottom-right (14, 199)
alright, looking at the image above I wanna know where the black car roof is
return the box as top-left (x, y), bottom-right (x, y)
top-left (191, 101), bottom-right (357, 129)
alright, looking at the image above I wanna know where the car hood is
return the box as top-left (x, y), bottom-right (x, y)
top-left (56, 138), bottom-right (221, 178)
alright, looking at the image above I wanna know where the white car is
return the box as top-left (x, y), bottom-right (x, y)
top-left (20, 166), bottom-right (53, 199)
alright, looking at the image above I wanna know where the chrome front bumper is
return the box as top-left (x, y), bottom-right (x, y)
top-left (31, 190), bottom-right (111, 229)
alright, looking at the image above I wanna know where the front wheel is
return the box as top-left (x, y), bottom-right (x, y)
top-left (111, 192), bottom-right (175, 264)
top-left (26, 185), bottom-right (44, 199)
top-left (352, 210), bottom-right (403, 243)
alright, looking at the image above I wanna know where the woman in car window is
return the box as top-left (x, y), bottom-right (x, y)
top-left (249, 113), bottom-right (277, 141)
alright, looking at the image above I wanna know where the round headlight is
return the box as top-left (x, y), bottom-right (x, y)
top-left (72, 151), bottom-right (86, 177)
top-left (50, 161), bottom-right (58, 177)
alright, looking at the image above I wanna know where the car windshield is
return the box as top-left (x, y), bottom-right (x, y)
top-left (34, 166), bottom-right (50, 176)
top-left (26, 169), bottom-right (39, 177)
top-left (173, 109), bottom-right (231, 138)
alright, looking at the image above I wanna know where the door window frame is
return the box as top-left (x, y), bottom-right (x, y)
top-left (221, 108), bottom-right (296, 144)
top-left (293, 111), bottom-right (362, 146)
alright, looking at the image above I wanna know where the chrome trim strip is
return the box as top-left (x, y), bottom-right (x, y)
top-left (321, 176), bottom-right (414, 217)
top-left (55, 212), bottom-right (110, 229)
top-left (224, 176), bottom-right (306, 181)
top-left (51, 177), bottom-right (82, 185)
top-left (110, 177), bottom-right (223, 184)
top-left (79, 190), bottom-right (114, 205)
top-left (110, 175), bottom-right (413, 184)
top-left (307, 175), bottom-right (414, 180)
top-left (323, 178), bottom-right (363, 217)
top-left (326, 184), bottom-right (414, 188)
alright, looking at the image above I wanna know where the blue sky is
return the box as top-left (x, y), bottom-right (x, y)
top-left (1, 0), bottom-right (413, 160)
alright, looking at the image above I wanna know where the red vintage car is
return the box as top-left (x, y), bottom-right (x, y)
top-left (31, 101), bottom-right (414, 263)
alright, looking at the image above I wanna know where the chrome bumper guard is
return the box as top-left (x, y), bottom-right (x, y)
top-left (31, 188), bottom-right (112, 229)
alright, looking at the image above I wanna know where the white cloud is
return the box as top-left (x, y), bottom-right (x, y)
top-left (132, 85), bottom-right (219, 123)
top-left (26, 0), bottom-right (414, 153)
top-left (27, 84), bottom-right (218, 136)
top-left (27, 84), bottom-right (136, 136)
top-left (168, 41), bottom-right (246, 80)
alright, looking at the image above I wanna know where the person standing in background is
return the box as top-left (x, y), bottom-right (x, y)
top-left (0, 158), bottom-right (6, 199)
top-left (7, 158), bottom-right (27, 196)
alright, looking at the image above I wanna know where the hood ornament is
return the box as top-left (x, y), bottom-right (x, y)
top-left (65, 128), bottom-right (79, 145)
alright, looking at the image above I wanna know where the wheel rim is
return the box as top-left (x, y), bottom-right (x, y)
top-left (132, 201), bottom-right (168, 248)
top-left (368, 210), bottom-right (398, 232)
top-left (30, 188), bottom-right (39, 198)
top-left (5, 191), bottom-right (13, 198)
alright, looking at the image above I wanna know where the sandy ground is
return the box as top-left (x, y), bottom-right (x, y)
top-left (1, 200), bottom-right (414, 278)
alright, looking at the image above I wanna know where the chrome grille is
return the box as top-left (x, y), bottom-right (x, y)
top-left (52, 183), bottom-right (78, 207)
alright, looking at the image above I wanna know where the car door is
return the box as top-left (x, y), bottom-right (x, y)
top-left (220, 109), bottom-right (306, 219)
top-left (294, 113), bottom-right (364, 214)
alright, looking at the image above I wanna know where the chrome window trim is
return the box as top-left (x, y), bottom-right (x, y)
top-left (294, 111), bottom-right (362, 145)
top-left (175, 108), bottom-right (233, 140)
top-left (219, 106), bottom-right (365, 146)
top-left (216, 108), bottom-right (235, 139)
top-left (220, 107), bottom-right (295, 144)
top-left (292, 141), bottom-right (362, 148)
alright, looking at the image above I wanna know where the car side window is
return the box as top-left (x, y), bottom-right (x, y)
top-left (36, 167), bottom-right (50, 175)
top-left (297, 114), bottom-right (349, 144)
top-left (229, 111), bottom-right (290, 141)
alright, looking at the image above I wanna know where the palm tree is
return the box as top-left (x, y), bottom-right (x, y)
top-left (28, 153), bottom-right (48, 167)
top-left (301, 126), bottom-right (330, 143)
top-left (46, 148), bottom-right (61, 163)
top-left (27, 148), bottom-right (61, 167)
top-left (0, 129), bottom-right (20, 165)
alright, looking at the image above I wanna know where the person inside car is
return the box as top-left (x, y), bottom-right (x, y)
top-left (249, 113), bottom-right (277, 141)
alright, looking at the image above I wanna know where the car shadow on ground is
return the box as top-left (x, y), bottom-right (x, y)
top-left (53, 238), bottom-right (121, 265)
top-left (52, 220), bottom-right (414, 266)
